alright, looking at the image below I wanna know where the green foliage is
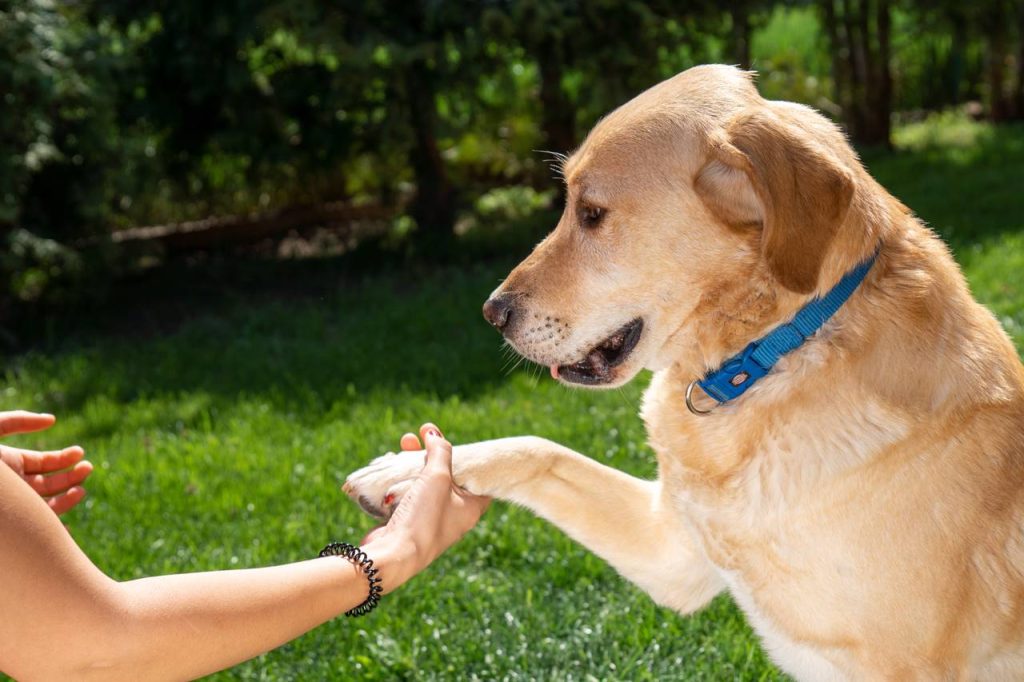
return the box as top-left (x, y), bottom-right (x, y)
top-left (461, 186), bottom-right (556, 233)
top-left (1, 0), bottom-right (1022, 312)
top-left (0, 0), bottom-right (65, 225)
top-left (2, 229), bottom-right (82, 304)
top-left (750, 5), bottom-right (832, 107)
top-left (0, 0), bottom-right (125, 306)
top-left (4, 115), bottom-right (1022, 678)
top-left (0, 0), bottom-right (118, 237)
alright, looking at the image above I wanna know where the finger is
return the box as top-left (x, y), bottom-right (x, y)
top-left (0, 411), bottom-right (56, 437)
top-left (48, 486), bottom-right (87, 516)
top-left (399, 433), bottom-right (421, 451)
top-left (418, 422), bottom-right (444, 443)
top-left (422, 429), bottom-right (453, 475)
top-left (26, 460), bottom-right (93, 497)
top-left (19, 445), bottom-right (85, 474)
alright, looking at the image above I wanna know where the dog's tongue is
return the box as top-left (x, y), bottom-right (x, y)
top-left (550, 365), bottom-right (560, 379)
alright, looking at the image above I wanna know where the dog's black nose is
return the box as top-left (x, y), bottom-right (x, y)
top-left (483, 294), bottom-right (515, 331)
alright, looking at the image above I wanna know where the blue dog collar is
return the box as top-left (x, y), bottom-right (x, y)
top-left (686, 251), bottom-right (878, 415)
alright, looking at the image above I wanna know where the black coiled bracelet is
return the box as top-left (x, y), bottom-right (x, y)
top-left (319, 542), bottom-right (383, 617)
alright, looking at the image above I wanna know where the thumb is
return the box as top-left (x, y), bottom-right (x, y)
top-left (423, 430), bottom-right (453, 475)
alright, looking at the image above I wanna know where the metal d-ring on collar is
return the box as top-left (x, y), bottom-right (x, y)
top-left (685, 379), bottom-right (715, 415)
top-left (685, 249), bottom-right (879, 417)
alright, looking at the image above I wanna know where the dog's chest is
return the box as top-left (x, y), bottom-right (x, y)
top-left (640, 370), bottom-right (909, 679)
top-left (717, 568), bottom-right (849, 681)
top-left (663, 452), bottom-right (858, 680)
top-left (676, 491), bottom-right (855, 679)
top-left (679, 496), bottom-right (854, 680)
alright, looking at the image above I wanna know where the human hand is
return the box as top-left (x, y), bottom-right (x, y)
top-left (0, 411), bottom-right (92, 515)
top-left (359, 423), bottom-right (489, 593)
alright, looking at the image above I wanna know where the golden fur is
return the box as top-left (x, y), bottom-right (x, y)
top-left (345, 65), bottom-right (1024, 680)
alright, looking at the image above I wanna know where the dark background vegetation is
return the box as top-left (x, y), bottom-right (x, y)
top-left (2, 0), bottom-right (1023, 342)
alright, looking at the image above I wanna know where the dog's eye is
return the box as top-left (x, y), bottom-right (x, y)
top-left (579, 205), bottom-right (605, 229)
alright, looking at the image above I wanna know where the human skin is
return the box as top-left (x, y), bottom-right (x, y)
top-left (0, 413), bottom-right (488, 681)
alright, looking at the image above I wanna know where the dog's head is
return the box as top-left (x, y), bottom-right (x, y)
top-left (484, 65), bottom-right (884, 388)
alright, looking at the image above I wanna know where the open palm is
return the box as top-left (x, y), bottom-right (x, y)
top-left (0, 411), bottom-right (92, 515)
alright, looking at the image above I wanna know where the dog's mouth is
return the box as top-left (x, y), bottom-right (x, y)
top-left (553, 318), bottom-right (644, 385)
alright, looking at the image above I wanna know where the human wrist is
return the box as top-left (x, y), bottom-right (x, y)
top-left (361, 535), bottom-right (419, 594)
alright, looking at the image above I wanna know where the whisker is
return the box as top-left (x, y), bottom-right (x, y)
top-left (533, 149), bottom-right (568, 163)
top-left (534, 149), bottom-right (568, 182)
top-left (503, 353), bottom-right (527, 376)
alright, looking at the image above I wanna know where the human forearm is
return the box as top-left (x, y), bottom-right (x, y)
top-left (1, 420), bottom-right (483, 680)
top-left (72, 538), bottom-right (414, 681)
top-left (0, 453), bottom-right (414, 682)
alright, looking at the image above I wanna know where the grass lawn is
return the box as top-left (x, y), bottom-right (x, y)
top-left (4, 115), bottom-right (1023, 680)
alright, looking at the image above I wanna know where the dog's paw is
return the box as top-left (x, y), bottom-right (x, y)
top-left (342, 451), bottom-right (425, 520)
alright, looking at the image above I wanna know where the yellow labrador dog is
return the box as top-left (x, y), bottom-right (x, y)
top-left (345, 65), bottom-right (1024, 680)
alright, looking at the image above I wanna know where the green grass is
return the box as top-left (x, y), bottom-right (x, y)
top-left (4, 114), bottom-right (1023, 680)
top-left (877, 114), bottom-right (1024, 347)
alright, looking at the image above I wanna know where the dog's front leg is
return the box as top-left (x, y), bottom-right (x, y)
top-left (344, 436), bottom-right (723, 614)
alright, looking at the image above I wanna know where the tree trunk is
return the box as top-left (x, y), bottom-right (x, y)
top-left (730, 2), bottom-right (752, 70)
top-left (100, 202), bottom-right (392, 252)
top-left (535, 34), bottom-right (575, 200)
top-left (822, 0), bottom-right (852, 115)
top-left (987, 25), bottom-right (1009, 121)
top-left (1014, 0), bottom-right (1024, 119)
top-left (537, 35), bottom-right (576, 156)
top-left (405, 58), bottom-right (456, 253)
top-left (872, 0), bottom-right (893, 146)
top-left (840, 0), bottom-right (868, 139)
top-left (982, 1), bottom-right (1016, 122)
top-left (823, 0), bottom-right (891, 147)
top-left (946, 7), bottom-right (968, 106)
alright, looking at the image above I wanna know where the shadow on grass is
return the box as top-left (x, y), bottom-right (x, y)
top-left (6, 240), bottom-right (547, 439)
top-left (864, 120), bottom-right (1024, 251)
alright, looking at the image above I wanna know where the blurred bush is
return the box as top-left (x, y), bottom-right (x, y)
top-left (1, 1), bottom-right (120, 242)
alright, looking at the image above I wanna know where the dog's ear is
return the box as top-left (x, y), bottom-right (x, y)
top-left (695, 109), bottom-right (855, 293)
